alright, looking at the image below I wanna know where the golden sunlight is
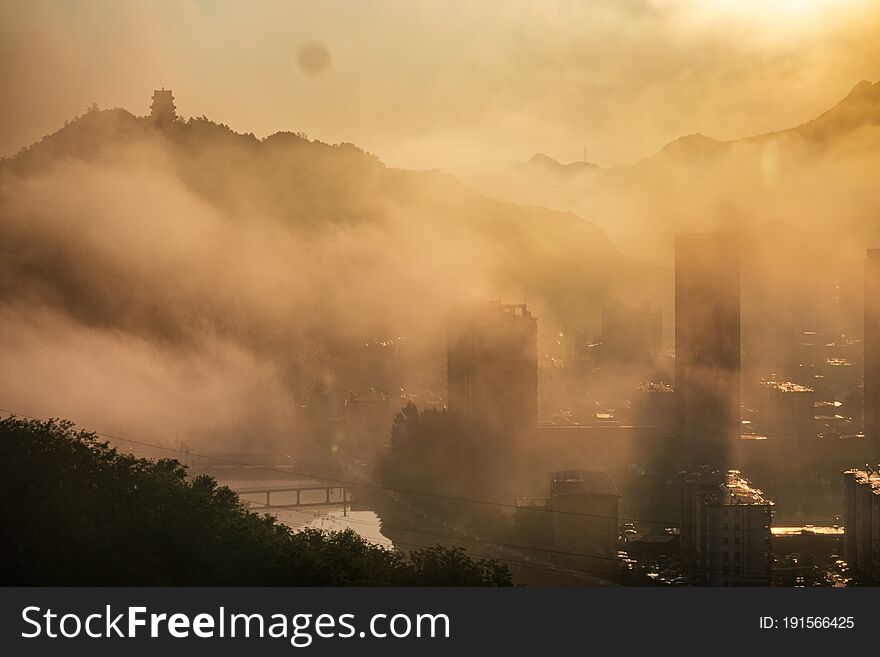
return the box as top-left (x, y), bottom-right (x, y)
top-left (701, 0), bottom-right (855, 20)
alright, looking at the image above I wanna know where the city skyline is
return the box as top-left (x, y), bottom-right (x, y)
top-left (3, 2), bottom-right (880, 592)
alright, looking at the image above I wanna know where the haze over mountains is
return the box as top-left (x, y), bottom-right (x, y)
top-left (468, 79), bottom-right (880, 264)
top-left (1, 80), bottom-right (878, 451)
top-left (0, 100), bottom-right (654, 449)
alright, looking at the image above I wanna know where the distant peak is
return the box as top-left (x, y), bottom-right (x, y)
top-left (526, 152), bottom-right (599, 173)
top-left (656, 132), bottom-right (726, 158)
top-left (837, 79), bottom-right (880, 107)
top-left (846, 79), bottom-right (875, 97)
top-left (666, 132), bottom-right (721, 147)
top-left (794, 79), bottom-right (880, 139)
top-left (527, 152), bottom-right (560, 166)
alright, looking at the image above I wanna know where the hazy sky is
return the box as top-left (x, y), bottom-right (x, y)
top-left (1, 0), bottom-right (879, 170)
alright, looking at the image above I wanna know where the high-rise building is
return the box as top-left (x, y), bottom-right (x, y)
top-left (150, 88), bottom-right (177, 125)
top-left (675, 233), bottom-right (741, 467)
top-left (864, 249), bottom-right (880, 460)
top-left (633, 380), bottom-right (675, 435)
top-left (601, 301), bottom-right (662, 364)
top-left (447, 302), bottom-right (537, 436)
top-left (758, 379), bottom-right (816, 445)
top-left (842, 466), bottom-right (880, 582)
top-left (681, 467), bottom-right (774, 586)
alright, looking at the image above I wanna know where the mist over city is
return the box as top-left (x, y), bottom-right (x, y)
top-left (2, 0), bottom-right (880, 588)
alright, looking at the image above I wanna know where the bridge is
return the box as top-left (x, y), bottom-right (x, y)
top-left (233, 483), bottom-right (352, 512)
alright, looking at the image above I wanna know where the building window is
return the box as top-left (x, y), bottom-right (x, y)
top-left (723, 537), bottom-right (729, 545)
top-left (722, 523), bottom-right (728, 531)
top-left (734, 537), bottom-right (740, 545)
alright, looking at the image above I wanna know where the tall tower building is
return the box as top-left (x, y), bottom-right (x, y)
top-left (675, 233), bottom-right (741, 467)
top-left (864, 249), bottom-right (880, 460)
top-left (447, 302), bottom-right (537, 436)
top-left (150, 88), bottom-right (177, 125)
top-left (842, 466), bottom-right (880, 582)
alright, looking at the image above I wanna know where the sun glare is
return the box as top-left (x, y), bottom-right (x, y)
top-left (705, 0), bottom-right (849, 19)
top-left (666, 0), bottom-right (871, 38)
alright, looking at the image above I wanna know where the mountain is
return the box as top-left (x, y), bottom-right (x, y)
top-left (528, 80), bottom-right (880, 179)
top-left (1, 102), bottom-right (669, 447)
top-left (465, 80), bottom-right (880, 266)
top-left (776, 79), bottom-right (880, 142)
top-left (525, 152), bottom-right (600, 177)
top-left (0, 104), bottom-right (652, 380)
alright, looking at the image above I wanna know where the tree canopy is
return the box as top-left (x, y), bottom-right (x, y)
top-left (0, 416), bottom-right (510, 586)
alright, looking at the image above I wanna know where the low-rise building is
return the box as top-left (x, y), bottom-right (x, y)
top-left (515, 469), bottom-right (620, 557)
top-left (681, 467), bottom-right (774, 585)
top-left (549, 469), bottom-right (620, 556)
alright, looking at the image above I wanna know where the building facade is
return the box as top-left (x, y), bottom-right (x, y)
top-left (150, 88), bottom-right (177, 125)
top-left (864, 249), bottom-right (880, 460)
top-left (447, 302), bottom-right (537, 436)
top-left (842, 466), bottom-right (880, 582)
top-left (681, 468), bottom-right (773, 585)
top-left (548, 469), bottom-right (620, 556)
top-left (675, 233), bottom-right (741, 467)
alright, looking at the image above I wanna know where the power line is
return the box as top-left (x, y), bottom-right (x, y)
top-left (1, 406), bottom-right (781, 581)
top-left (278, 506), bottom-right (769, 582)
top-left (272, 517), bottom-right (617, 583)
top-left (258, 500), bottom-right (619, 564)
top-left (0, 405), bottom-right (772, 535)
top-left (252, 513), bottom-right (617, 581)
top-left (264, 503), bottom-right (748, 579)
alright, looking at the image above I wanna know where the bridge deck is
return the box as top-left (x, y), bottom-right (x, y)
top-left (233, 484), bottom-right (345, 495)
top-left (233, 482), bottom-right (352, 510)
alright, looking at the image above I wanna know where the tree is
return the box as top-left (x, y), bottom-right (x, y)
top-left (0, 416), bottom-right (510, 586)
top-left (379, 403), bottom-right (504, 500)
top-left (375, 403), bottom-right (514, 540)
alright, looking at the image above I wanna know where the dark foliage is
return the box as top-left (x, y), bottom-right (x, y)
top-left (376, 403), bottom-right (514, 536)
top-left (379, 403), bottom-right (499, 501)
top-left (0, 416), bottom-right (511, 586)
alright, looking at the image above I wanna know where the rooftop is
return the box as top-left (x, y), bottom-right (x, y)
top-left (771, 525), bottom-right (844, 536)
top-left (514, 497), bottom-right (550, 509)
top-left (844, 466), bottom-right (880, 492)
top-left (636, 381), bottom-right (674, 393)
top-left (761, 379), bottom-right (814, 393)
top-left (705, 470), bottom-right (773, 506)
top-left (451, 300), bottom-right (535, 323)
top-left (549, 469), bottom-right (620, 497)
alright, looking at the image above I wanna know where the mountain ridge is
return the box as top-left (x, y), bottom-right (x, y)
top-left (524, 79), bottom-right (880, 174)
top-left (0, 98), bottom-right (652, 353)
